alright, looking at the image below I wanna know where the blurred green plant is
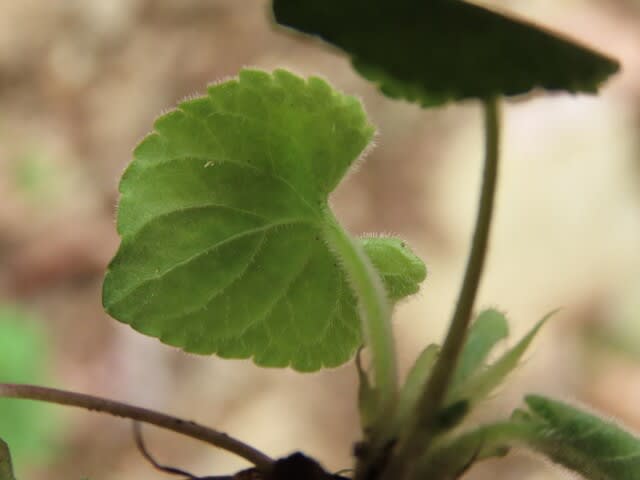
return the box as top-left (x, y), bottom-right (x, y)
top-left (0, 306), bottom-right (59, 473)
top-left (581, 291), bottom-right (640, 362)
top-left (10, 152), bottom-right (65, 203)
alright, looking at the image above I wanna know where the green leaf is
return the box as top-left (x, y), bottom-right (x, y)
top-left (103, 69), bottom-right (426, 372)
top-left (0, 306), bottom-right (58, 471)
top-left (417, 420), bottom-right (529, 478)
top-left (272, 0), bottom-right (620, 106)
top-left (362, 237), bottom-right (426, 302)
top-left (394, 344), bottom-right (439, 432)
top-left (0, 439), bottom-right (15, 480)
top-left (452, 308), bottom-right (509, 388)
top-left (448, 310), bottom-right (554, 405)
top-left (521, 395), bottom-right (640, 480)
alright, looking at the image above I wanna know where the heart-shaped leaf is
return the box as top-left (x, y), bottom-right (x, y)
top-left (273, 0), bottom-right (620, 106)
top-left (103, 69), bottom-right (426, 372)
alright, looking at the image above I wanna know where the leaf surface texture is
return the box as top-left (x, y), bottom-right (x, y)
top-left (103, 69), bottom-right (426, 371)
top-left (521, 395), bottom-right (640, 480)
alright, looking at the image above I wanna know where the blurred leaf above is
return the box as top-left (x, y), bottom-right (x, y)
top-left (272, 0), bottom-right (620, 106)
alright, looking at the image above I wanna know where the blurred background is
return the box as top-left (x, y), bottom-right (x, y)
top-left (0, 0), bottom-right (638, 478)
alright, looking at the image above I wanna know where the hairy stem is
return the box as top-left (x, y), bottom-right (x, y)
top-left (385, 97), bottom-right (501, 479)
top-left (322, 212), bottom-right (396, 411)
top-left (0, 383), bottom-right (273, 470)
top-left (419, 96), bottom-right (501, 428)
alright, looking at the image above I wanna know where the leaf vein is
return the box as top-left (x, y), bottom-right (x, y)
top-left (110, 219), bottom-right (310, 308)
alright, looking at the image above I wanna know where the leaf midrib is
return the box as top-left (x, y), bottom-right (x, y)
top-left (106, 217), bottom-right (315, 310)
top-left (158, 228), bottom-right (318, 339)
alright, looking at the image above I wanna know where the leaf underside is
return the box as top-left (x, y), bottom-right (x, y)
top-left (272, 0), bottom-right (620, 106)
top-left (103, 69), bottom-right (426, 372)
top-left (521, 395), bottom-right (640, 480)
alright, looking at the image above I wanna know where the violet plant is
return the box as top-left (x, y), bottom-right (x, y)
top-left (0, 2), bottom-right (631, 479)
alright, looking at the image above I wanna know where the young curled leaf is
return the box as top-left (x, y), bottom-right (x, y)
top-left (103, 69), bottom-right (426, 372)
top-left (273, 0), bottom-right (620, 106)
top-left (521, 395), bottom-right (640, 480)
top-left (361, 237), bottom-right (426, 301)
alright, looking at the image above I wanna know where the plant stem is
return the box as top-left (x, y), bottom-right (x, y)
top-left (417, 96), bottom-right (500, 425)
top-left (322, 212), bottom-right (396, 410)
top-left (384, 97), bottom-right (501, 479)
top-left (0, 383), bottom-right (274, 471)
